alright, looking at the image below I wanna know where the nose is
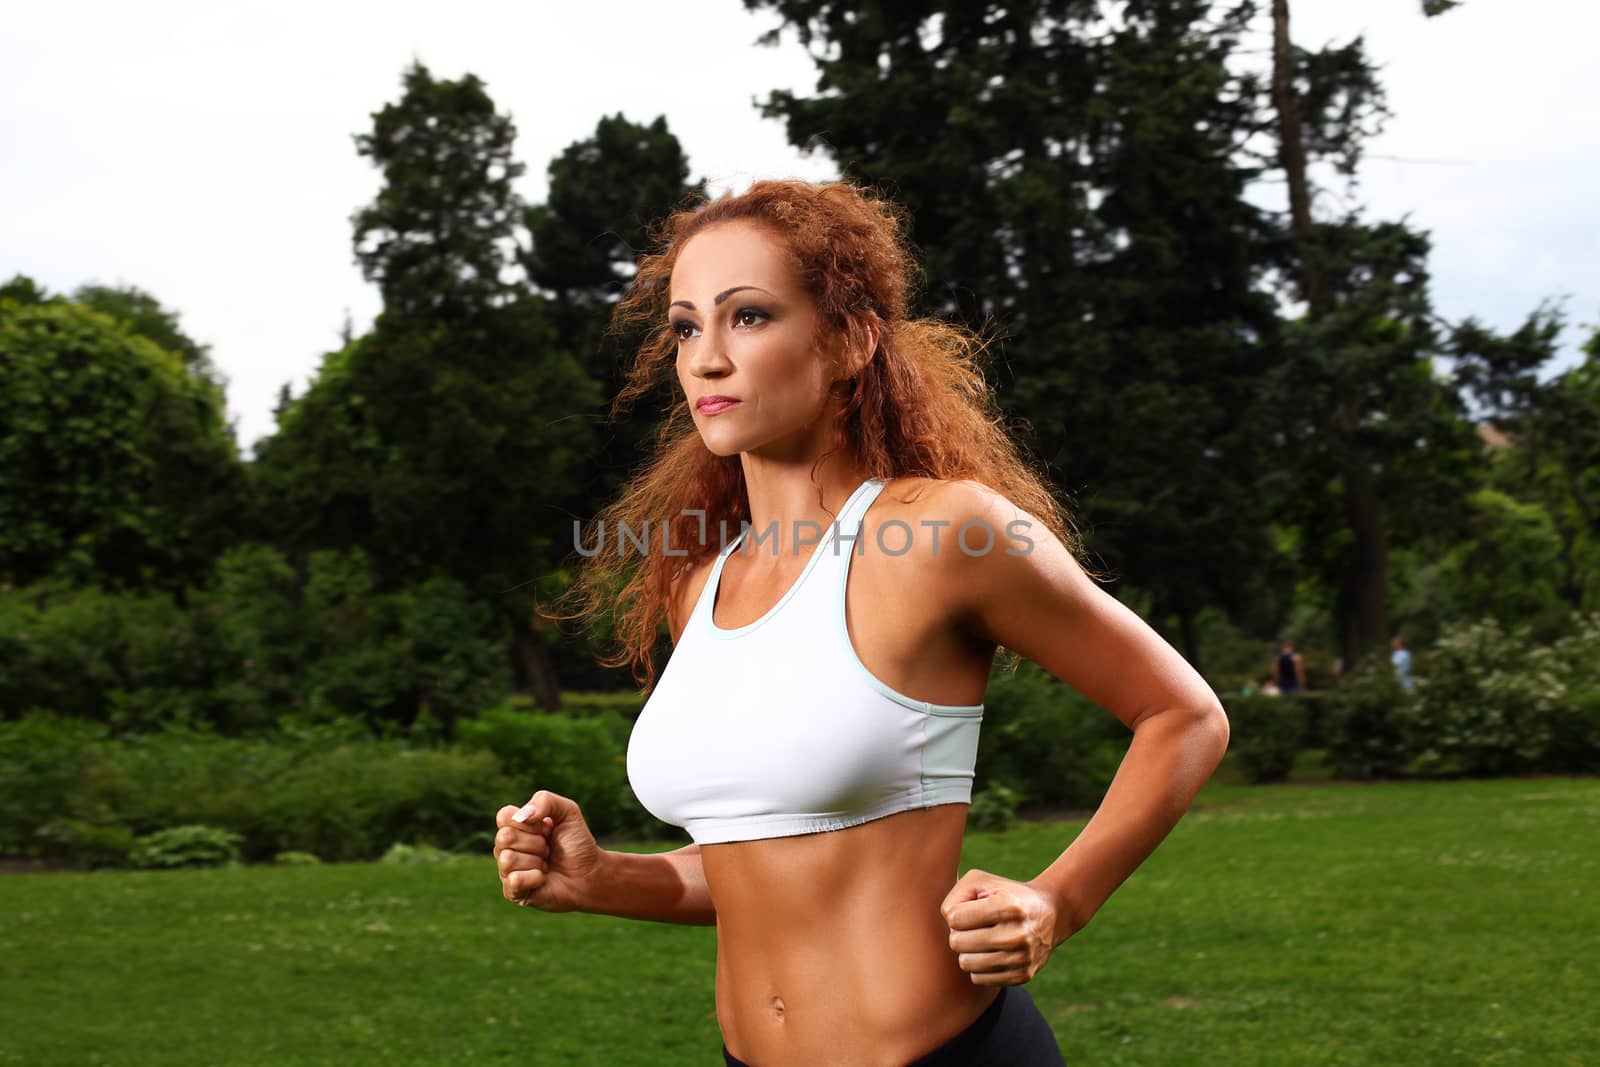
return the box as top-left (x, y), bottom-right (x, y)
top-left (686, 325), bottom-right (733, 381)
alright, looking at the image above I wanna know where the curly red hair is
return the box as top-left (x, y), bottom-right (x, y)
top-left (541, 178), bottom-right (1087, 690)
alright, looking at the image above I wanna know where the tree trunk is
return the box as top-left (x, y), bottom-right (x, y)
top-left (1338, 455), bottom-right (1388, 667)
top-left (513, 617), bottom-right (563, 711)
top-left (1270, 0), bottom-right (1329, 318)
top-left (1274, 0), bottom-right (1388, 664)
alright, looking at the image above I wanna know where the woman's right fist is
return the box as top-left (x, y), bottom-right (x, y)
top-left (493, 790), bottom-right (604, 913)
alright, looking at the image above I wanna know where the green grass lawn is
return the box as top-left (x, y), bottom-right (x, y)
top-left (2, 768), bottom-right (1596, 1066)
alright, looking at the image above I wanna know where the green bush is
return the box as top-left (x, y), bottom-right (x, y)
top-left (7, 723), bottom-right (514, 864)
top-left (0, 546), bottom-right (510, 737)
top-left (968, 782), bottom-right (1021, 833)
top-left (1322, 667), bottom-right (1417, 780)
top-left (457, 704), bottom-right (650, 839)
top-left (253, 743), bottom-right (514, 863)
top-left (1545, 687), bottom-right (1600, 773)
top-left (273, 850), bottom-right (322, 866)
top-left (1414, 618), bottom-right (1563, 776)
top-left (77, 724), bottom-right (297, 849)
top-left (1222, 695), bottom-right (1307, 783)
top-left (0, 711), bottom-right (106, 853)
top-left (133, 825), bottom-right (243, 869)
top-left (975, 660), bottom-right (1126, 810)
top-left (33, 818), bottom-right (138, 869)
top-left (303, 558), bottom-right (508, 734)
top-left (379, 842), bottom-right (460, 865)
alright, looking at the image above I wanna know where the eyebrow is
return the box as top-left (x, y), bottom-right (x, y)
top-left (668, 285), bottom-right (774, 312)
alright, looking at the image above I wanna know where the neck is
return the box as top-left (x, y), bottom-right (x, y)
top-left (737, 455), bottom-right (871, 561)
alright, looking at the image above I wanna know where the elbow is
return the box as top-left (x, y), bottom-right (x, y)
top-left (1177, 697), bottom-right (1231, 766)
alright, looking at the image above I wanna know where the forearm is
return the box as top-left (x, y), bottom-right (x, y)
top-left (581, 843), bottom-right (717, 926)
top-left (1029, 706), bottom-right (1229, 946)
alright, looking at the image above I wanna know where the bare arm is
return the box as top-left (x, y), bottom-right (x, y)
top-left (578, 567), bottom-right (718, 925)
top-left (583, 842), bottom-right (716, 926)
top-left (938, 483), bottom-right (1230, 945)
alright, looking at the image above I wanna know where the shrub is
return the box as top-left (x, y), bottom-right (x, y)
top-left (254, 743), bottom-right (514, 863)
top-left (33, 818), bottom-right (138, 869)
top-left (975, 660), bottom-right (1126, 810)
top-left (379, 842), bottom-right (459, 865)
top-left (968, 782), bottom-right (1020, 833)
top-left (77, 724), bottom-right (297, 848)
top-left (0, 711), bottom-right (105, 853)
top-left (274, 850), bottom-right (321, 866)
top-left (457, 704), bottom-right (640, 837)
top-left (1322, 666), bottom-right (1417, 780)
top-left (1414, 618), bottom-right (1563, 776)
top-left (1222, 695), bottom-right (1307, 783)
top-left (133, 825), bottom-right (243, 869)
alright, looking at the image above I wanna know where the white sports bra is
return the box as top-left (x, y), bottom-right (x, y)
top-left (625, 476), bottom-right (985, 845)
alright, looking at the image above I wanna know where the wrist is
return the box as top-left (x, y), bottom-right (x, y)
top-left (1029, 865), bottom-right (1093, 947)
top-left (578, 848), bottom-right (621, 914)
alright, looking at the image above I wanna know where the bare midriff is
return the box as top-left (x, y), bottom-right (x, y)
top-left (705, 802), bottom-right (1001, 1067)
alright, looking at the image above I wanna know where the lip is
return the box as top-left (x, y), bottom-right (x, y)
top-left (696, 396), bottom-right (741, 415)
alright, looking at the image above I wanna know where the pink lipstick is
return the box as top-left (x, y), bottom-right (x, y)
top-left (696, 396), bottom-right (741, 415)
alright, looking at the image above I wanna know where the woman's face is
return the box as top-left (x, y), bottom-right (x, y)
top-left (669, 219), bottom-right (842, 458)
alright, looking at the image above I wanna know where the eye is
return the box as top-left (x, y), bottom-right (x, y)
top-left (734, 307), bottom-right (768, 328)
top-left (669, 318), bottom-right (699, 342)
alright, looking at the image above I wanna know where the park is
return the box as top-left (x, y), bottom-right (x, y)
top-left (2, 1), bottom-right (1596, 1064)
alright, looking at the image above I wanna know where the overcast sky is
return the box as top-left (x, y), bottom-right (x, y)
top-left (3, 0), bottom-right (1593, 457)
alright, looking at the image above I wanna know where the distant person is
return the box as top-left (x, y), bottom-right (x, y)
top-left (1273, 640), bottom-right (1306, 695)
top-left (1391, 635), bottom-right (1415, 692)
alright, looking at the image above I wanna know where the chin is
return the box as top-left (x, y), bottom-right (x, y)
top-left (697, 430), bottom-right (750, 457)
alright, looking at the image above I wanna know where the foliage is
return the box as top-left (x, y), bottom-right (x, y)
top-left (1221, 694), bottom-right (1307, 783)
top-left (0, 712), bottom-right (107, 852)
top-left (273, 850), bottom-right (322, 866)
top-left (1321, 664), bottom-right (1418, 780)
top-left (378, 842), bottom-right (462, 865)
top-left (71, 280), bottom-right (227, 392)
top-left (0, 546), bottom-right (509, 735)
top-left (522, 112), bottom-right (706, 505)
top-left (33, 818), bottom-right (138, 869)
top-left (967, 781), bottom-right (1021, 833)
top-left (351, 60), bottom-right (525, 322)
top-left (0, 297), bottom-right (246, 593)
top-left (133, 825), bottom-right (244, 869)
top-left (455, 703), bottom-right (671, 840)
top-left (975, 659), bottom-right (1127, 810)
top-left (1432, 489), bottom-right (1566, 633)
top-left (0, 713), bottom-right (518, 865)
top-left (747, 0), bottom-right (1285, 665)
top-left (1412, 618), bottom-right (1564, 776)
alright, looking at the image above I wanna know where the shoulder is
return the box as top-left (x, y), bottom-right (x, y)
top-left (873, 476), bottom-right (1026, 535)
top-left (869, 476), bottom-right (1065, 619)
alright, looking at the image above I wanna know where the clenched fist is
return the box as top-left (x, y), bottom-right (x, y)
top-left (493, 789), bottom-right (605, 913)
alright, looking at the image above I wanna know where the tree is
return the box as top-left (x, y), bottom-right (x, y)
top-left (523, 113), bottom-right (706, 498)
top-left (255, 62), bottom-right (602, 712)
top-left (0, 296), bottom-right (246, 594)
top-left (351, 61), bottom-right (525, 324)
top-left (745, 0), bottom-right (1285, 666)
top-left (71, 282), bottom-right (228, 398)
top-left (1262, 0), bottom-right (1484, 666)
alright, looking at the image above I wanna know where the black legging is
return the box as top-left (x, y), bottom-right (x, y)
top-left (721, 984), bottom-right (1066, 1066)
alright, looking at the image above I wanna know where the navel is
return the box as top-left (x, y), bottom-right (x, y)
top-left (768, 994), bottom-right (786, 1020)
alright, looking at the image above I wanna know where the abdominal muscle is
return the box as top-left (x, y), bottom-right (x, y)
top-left (704, 802), bottom-right (1000, 1067)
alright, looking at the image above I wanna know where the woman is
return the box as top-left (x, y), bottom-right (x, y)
top-left (493, 179), bottom-right (1230, 1066)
